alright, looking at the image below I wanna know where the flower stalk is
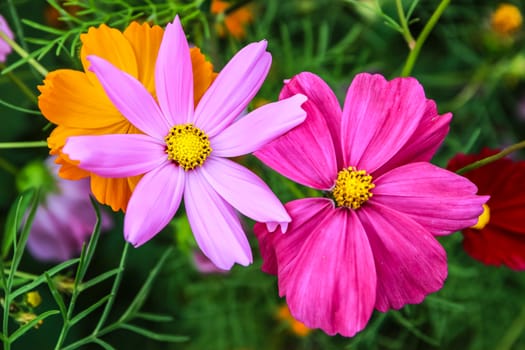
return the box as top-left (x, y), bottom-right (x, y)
top-left (401, 0), bottom-right (451, 77)
top-left (456, 140), bottom-right (525, 175)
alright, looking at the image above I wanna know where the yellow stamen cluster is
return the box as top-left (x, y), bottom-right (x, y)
top-left (332, 167), bottom-right (375, 209)
top-left (471, 204), bottom-right (491, 230)
top-left (165, 124), bottom-right (212, 171)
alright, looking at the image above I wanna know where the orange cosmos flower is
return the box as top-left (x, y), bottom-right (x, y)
top-left (38, 21), bottom-right (217, 212)
top-left (211, 0), bottom-right (254, 40)
top-left (276, 304), bottom-right (312, 337)
top-left (491, 3), bottom-right (522, 36)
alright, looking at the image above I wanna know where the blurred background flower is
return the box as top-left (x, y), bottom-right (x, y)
top-left (490, 3), bottom-right (522, 36)
top-left (211, 0), bottom-right (254, 40)
top-left (16, 156), bottom-right (113, 262)
top-left (448, 148), bottom-right (525, 270)
top-left (0, 14), bottom-right (14, 63)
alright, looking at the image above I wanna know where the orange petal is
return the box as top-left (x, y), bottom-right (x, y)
top-left (123, 22), bottom-right (164, 94)
top-left (38, 69), bottom-right (124, 128)
top-left (91, 174), bottom-right (132, 212)
top-left (225, 6), bottom-right (253, 40)
top-left (190, 47), bottom-right (217, 105)
top-left (55, 155), bottom-right (90, 180)
top-left (48, 120), bottom-right (133, 181)
top-left (80, 24), bottom-right (138, 86)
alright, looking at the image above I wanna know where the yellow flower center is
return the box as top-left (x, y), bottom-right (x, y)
top-left (332, 167), bottom-right (375, 209)
top-left (471, 204), bottom-right (491, 230)
top-left (165, 124), bottom-right (212, 171)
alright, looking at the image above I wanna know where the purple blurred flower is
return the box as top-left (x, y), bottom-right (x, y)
top-left (192, 250), bottom-right (228, 274)
top-left (22, 157), bottom-right (113, 262)
top-left (0, 14), bottom-right (14, 63)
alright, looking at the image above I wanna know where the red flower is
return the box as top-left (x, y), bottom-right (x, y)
top-left (448, 148), bottom-right (525, 270)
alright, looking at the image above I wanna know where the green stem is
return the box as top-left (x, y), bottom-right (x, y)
top-left (456, 140), bottom-right (525, 175)
top-left (495, 302), bottom-right (525, 350)
top-left (0, 29), bottom-right (48, 77)
top-left (395, 0), bottom-right (416, 49)
top-left (0, 157), bottom-right (18, 175)
top-left (0, 141), bottom-right (48, 149)
top-left (401, 0), bottom-right (451, 77)
top-left (2, 269), bottom-right (38, 281)
top-left (93, 243), bottom-right (130, 334)
top-left (0, 63), bottom-right (38, 105)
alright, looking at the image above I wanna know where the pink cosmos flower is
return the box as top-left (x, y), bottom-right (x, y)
top-left (253, 72), bottom-right (489, 337)
top-left (0, 14), bottom-right (14, 63)
top-left (63, 16), bottom-right (307, 270)
top-left (26, 156), bottom-right (113, 262)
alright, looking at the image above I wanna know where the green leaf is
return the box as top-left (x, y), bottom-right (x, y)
top-left (2, 188), bottom-right (36, 260)
top-left (118, 323), bottom-right (188, 343)
top-left (91, 338), bottom-right (117, 350)
top-left (79, 268), bottom-right (123, 292)
top-left (11, 259), bottom-right (79, 300)
top-left (9, 310), bottom-right (60, 342)
top-left (119, 247), bottom-right (173, 322)
top-left (45, 273), bottom-right (68, 319)
top-left (70, 294), bottom-right (112, 326)
top-left (134, 312), bottom-right (174, 323)
top-left (74, 197), bottom-right (103, 284)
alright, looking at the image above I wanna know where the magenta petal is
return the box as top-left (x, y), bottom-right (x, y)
top-left (64, 134), bottom-right (166, 177)
top-left (155, 16), bottom-right (194, 125)
top-left (87, 55), bottom-right (170, 139)
top-left (124, 163), bottom-right (185, 247)
top-left (255, 198), bottom-right (333, 273)
top-left (373, 162), bottom-right (488, 235)
top-left (211, 94), bottom-right (307, 157)
top-left (193, 41), bottom-right (271, 136)
top-left (341, 74), bottom-right (427, 173)
top-left (374, 100), bottom-right (452, 175)
top-left (255, 77), bottom-right (340, 190)
top-left (358, 203), bottom-right (448, 311)
top-left (201, 157), bottom-right (291, 224)
top-left (260, 199), bottom-right (377, 337)
top-left (184, 170), bottom-right (252, 270)
top-left (279, 72), bottom-right (343, 167)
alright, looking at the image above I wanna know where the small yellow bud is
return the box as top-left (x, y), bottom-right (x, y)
top-left (26, 291), bottom-right (42, 308)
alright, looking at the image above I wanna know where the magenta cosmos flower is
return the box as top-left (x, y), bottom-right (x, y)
top-left (0, 14), bottom-right (14, 63)
top-left (63, 16), bottom-right (307, 270)
top-left (253, 72), bottom-right (489, 336)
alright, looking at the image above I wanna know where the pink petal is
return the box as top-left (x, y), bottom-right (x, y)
top-left (279, 72), bottom-right (343, 167)
top-left (201, 157), bottom-right (291, 225)
top-left (374, 100), bottom-right (452, 176)
top-left (358, 203), bottom-right (448, 311)
top-left (211, 94), bottom-right (307, 157)
top-left (254, 76), bottom-right (340, 190)
top-left (63, 134), bottom-right (167, 177)
top-left (373, 162), bottom-right (488, 235)
top-left (184, 170), bottom-right (252, 270)
top-left (256, 198), bottom-right (377, 337)
top-left (87, 55), bottom-right (170, 139)
top-left (154, 16), bottom-right (194, 125)
top-left (124, 163), bottom-right (185, 246)
top-left (341, 74), bottom-right (427, 173)
top-left (193, 41), bottom-right (271, 137)
top-left (0, 15), bottom-right (14, 62)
